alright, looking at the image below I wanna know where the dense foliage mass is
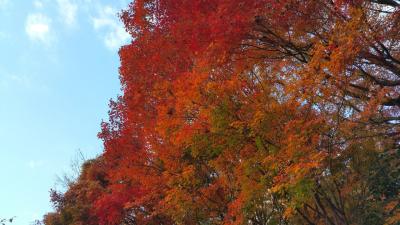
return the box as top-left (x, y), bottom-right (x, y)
top-left (44, 0), bottom-right (400, 224)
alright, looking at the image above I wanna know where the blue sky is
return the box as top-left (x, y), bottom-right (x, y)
top-left (0, 0), bottom-right (131, 224)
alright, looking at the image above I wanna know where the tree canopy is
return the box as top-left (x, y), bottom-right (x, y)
top-left (44, 0), bottom-right (400, 224)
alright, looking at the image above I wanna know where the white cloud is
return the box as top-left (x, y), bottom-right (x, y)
top-left (9, 74), bottom-right (32, 87)
top-left (92, 5), bottom-right (130, 50)
top-left (28, 160), bottom-right (44, 169)
top-left (0, 0), bottom-right (9, 9)
top-left (33, 0), bottom-right (44, 9)
top-left (92, 5), bottom-right (115, 28)
top-left (25, 13), bottom-right (53, 43)
top-left (0, 66), bottom-right (32, 89)
top-left (0, 31), bottom-right (9, 39)
top-left (57, 0), bottom-right (78, 27)
top-left (104, 26), bottom-right (130, 50)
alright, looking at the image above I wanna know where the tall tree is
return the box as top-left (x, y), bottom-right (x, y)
top-left (44, 1), bottom-right (400, 224)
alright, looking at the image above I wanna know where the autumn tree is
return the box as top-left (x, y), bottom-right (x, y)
top-left (44, 0), bottom-right (400, 224)
top-left (43, 157), bottom-right (108, 225)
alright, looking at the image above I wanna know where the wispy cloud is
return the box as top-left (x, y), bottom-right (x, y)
top-left (27, 160), bottom-right (44, 169)
top-left (0, 31), bottom-right (9, 40)
top-left (0, 76), bottom-right (31, 90)
top-left (57, 0), bottom-right (78, 27)
top-left (92, 5), bottom-right (130, 50)
top-left (25, 13), bottom-right (53, 44)
top-left (0, 68), bottom-right (49, 93)
top-left (33, 0), bottom-right (44, 9)
top-left (9, 74), bottom-right (32, 88)
top-left (0, 66), bottom-right (32, 90)
top-left (0, 0), bottom-right (9, 9)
